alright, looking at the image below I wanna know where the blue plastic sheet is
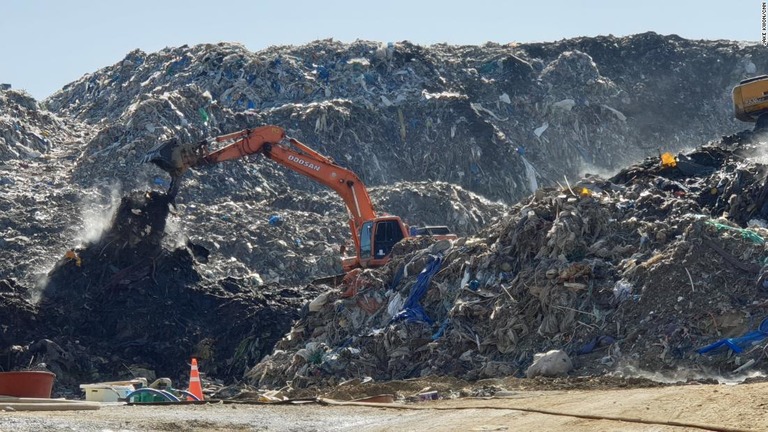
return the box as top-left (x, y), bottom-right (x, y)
top-left (317, 65), bottom-right (330, 84)
top-left (392, 254), bottom-right (442, 324)
top-left (697, 317), bottom-right (768, 354)
top-left (431, 318), bottom-right (450, 340)
top-left (268, 214), bottom-right (283, 226)
top-left (576, 335), bottom-right (615, 355)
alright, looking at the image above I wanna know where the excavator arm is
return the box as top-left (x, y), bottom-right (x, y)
top-left (145, 126), bottom-right (379, 259)
top-left (144, 125), bottom-right (457, 273)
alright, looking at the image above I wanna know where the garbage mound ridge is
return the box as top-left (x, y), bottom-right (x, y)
top-left (1, 33), bottom-right (767, 394)
top-left (249, 130), bottom-right (768, 389)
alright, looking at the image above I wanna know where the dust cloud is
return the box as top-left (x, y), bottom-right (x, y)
top-left (76, 184), bottom-right (122, 246)
top-left (743, 134), bottom-right (768, 164)
top-left (613, 363), bottom-right (766, 385)
top-left (28, 184), bottom-right (124, 301)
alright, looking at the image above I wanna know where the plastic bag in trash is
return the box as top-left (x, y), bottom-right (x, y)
top-left (269, 214), bottom-right (284, 226)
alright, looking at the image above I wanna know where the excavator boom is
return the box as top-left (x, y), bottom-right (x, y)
top-left (200, 127), bottom-right (377, 226)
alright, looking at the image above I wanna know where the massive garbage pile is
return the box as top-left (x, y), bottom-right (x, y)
top-left (5, 32), bottom-right (765, 290)
top-left (1, 33), bottom-right (767, 394)
top-left (45, 32), bottom-right (763, 204)
top-left (1, 189), bottom-right (324, 391)
top-left (0, 88), bottom-right (87, 160)
top-left (249, 128), bottom-right (768, 389)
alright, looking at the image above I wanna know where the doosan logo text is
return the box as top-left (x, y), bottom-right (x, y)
top-left (288, 155), bottom-right (321, 171)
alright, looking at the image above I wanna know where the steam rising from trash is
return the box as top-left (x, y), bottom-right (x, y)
top-left (162, 210), bottom-right (187, 250)
top-left (612, 364), bottom-right (766, 385)
top-left (578, 161), bottom-right (620, 180)
top-left (31, 257), bottom-right (56, 304)
top-left (76, 184), bottom-right (122, 246)
top-left (745, 136), bottom-right (768, 164)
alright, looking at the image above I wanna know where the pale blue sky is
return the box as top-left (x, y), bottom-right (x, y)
top-left (0, 0), bottom-right (761, 100)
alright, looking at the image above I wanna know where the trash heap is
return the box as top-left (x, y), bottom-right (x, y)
top-left (1, 33), bottom-right (767, 393)
top-left (4, 190), bottom-right (324, 391)
top-left (0, 87), bottom-right (87, 161)
top-left (175, 183), bottom-right (506, 286)
top-left (45, 34), bottom-right (766, 205)
top-left (11, 32), bottom-right (759, 289)
top-left (248, 129), bottom-right (768, 389)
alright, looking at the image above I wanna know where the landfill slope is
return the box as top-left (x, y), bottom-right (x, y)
top-left (0, 89), bottom-right (97, 289)
top-left (9, 190), bottom-right (325, 391)
top-left (45, 34), bottom-right (766, 204)
top-left (0, 89), bottom-right (87, 160)
top-left (18, 33), bottom-right (765, 289)
top-left (249, 129), bottom-right (768, 390)
top-left (0, 32), bottom-right (767, 393)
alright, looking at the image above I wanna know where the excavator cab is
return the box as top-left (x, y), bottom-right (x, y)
top-left (358, 217), bottom-right (408, 267)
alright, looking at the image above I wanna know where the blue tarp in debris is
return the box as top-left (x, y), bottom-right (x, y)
top-left (697, 317), bottom-right (768, 354)
top-left (392, 254), bottom-right (443, 324)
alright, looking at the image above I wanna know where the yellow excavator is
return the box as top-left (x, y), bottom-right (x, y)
top-left (733, 75), bottom-right (768, 130)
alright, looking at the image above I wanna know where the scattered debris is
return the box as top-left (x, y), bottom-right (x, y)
top-left (248, 129), bottom-right (768, 390)
top-left (1, 33), bottom-right (768, 397)
top-left (3, 191), bottom-right (324, 392)
top-left (526, 350), bottom-right (573, 378)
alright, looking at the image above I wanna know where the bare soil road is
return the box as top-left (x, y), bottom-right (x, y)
top-left (1, 382), bottom-right (766, 432)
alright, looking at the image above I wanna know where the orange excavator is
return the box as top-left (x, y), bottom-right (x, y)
top-left (143, 125), bottom-right (455, 271)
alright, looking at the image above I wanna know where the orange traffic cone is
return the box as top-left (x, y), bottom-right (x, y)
top-left (188, 358), bottom-right (204, 401)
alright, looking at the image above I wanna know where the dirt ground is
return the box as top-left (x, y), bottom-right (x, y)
top-left (2, 382), bottom-right (767, 432)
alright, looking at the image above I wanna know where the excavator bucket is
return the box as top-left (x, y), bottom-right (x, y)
top-left (143, 138), bottom-right (180, 176)
top-left (142, 137), bottom-right (208, 197)
top-left (143, 137), bottom-right (205, 178)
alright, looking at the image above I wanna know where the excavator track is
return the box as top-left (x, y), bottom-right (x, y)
top-left (308, 273), bottom-right (346, 288)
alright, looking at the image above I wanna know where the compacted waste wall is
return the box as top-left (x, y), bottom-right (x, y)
top-left (1, 33), bottom-right (766, 391)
